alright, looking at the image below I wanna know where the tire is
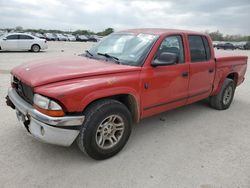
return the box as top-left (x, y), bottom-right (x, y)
top-left (209, 78), bottom-right (236, 110)
top-left (31, 44), bottom-right (40, 52)
top-left (77, 99), bottom-right (132, 160)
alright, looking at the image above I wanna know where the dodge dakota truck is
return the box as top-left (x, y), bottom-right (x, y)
top-left (6, 29), bottom-right (248, 160)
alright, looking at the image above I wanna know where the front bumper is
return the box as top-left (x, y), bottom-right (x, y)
top-left (41, 44), bottom-right (48, 50)
top-left (7, 88), bottom-right (85, 146)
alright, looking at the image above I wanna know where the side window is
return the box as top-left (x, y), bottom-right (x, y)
top-left (188, 35), bottom-right (207, 62)
top-left (6, 35), bottom-right (19, 40)
top-left (156, 35), bottom-right (185, 64)
top-left (202, 36), bottom-right (211, 60)
top-left (19, 35), bottom-right (34, 40)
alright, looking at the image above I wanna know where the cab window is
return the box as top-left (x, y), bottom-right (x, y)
top-left (155, 35), bottom-right (184, 64)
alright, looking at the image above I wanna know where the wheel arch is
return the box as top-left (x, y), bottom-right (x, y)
top-left (82, 94), bottom-right (140, 123)
top-left (212, 72), bottom-right (238, 96)
top-left (226, 72), bottom-right (238, 85)
top-left (31, 43), bottom-right (41, 49)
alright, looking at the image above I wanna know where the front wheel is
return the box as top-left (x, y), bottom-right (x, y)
top-left (77, 99), bottom-right (132, 160)
top-left (209, 78), bottom-right (235, 110)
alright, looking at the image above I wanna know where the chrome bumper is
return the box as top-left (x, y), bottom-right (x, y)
top-left (8, 88), bottom-right (84, 126)
top-left (7, 88), bottom-right (85, 146)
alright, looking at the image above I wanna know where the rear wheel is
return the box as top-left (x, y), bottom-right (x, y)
top-left (77, 99), bottom-right (132, 160)
top-left (31, 44), bottom-right (40, 52)
top-left (209, 78), bottom-right (235, 110)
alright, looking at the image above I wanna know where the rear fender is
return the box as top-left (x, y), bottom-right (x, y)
top-left (212, 71), bottom-right (238, 96)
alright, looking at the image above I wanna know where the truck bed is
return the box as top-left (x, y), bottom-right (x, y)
top-left (212, 55), bottom-right (248, 95)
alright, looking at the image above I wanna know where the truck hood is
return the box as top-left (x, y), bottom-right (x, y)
top-left (11, 56), bottom-right (141, 87)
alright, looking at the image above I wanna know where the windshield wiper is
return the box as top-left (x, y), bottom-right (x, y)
top-left (97, 52), bottom-right (121, 64)
top-left (85, 50), bottom-right (93, 57)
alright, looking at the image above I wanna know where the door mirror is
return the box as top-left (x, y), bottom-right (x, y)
top-left (152, 52), bottom-right (178, 67)
top-left (2, 38), bottom-right (7, 40)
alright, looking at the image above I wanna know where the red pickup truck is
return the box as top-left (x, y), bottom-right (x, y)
top-left (6, 29), bottom-right (248, 160)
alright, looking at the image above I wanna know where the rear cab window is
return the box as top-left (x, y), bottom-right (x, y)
top-left (188, 35), bottom-right (211, 62)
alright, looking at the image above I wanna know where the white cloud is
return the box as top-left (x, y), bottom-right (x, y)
top-left (0, 0), bottom-right (249, 34)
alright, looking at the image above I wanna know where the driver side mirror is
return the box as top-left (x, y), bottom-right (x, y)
top-left (152, 52), bottom-right (178, 67)
top-left (2, 38), bottom-right (7, 40)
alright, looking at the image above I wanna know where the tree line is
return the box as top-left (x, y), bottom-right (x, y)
top-left (1, 26), bottom-right (114, 36)
top-left (1, 27), bottom-right (250, 41)
top-left (206, 30), bottom-right (250, 42)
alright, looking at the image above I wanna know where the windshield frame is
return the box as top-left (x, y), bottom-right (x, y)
top-left (87, 32), bottom-right (159, 67)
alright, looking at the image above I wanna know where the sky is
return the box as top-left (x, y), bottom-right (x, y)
top-left (0, 0), bottom-right (249, 35)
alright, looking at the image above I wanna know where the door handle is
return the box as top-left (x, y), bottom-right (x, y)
top-left (208, 68), bottom-right (214, 73)
top-left (182, 72), bottom-right (189, 77)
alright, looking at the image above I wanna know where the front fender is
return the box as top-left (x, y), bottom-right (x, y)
top-left (34, 71), bottom-right (141, 113)
top-left (79, 86), bottom-right (140, 112)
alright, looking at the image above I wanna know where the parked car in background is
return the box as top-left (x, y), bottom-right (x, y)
top-left (55, 33), bottom-right (68, 41)
top-left (44, 33), bottom-right (57, 41)
top-left (87, 35), bottom-right (98, 42)
top-left (212, 41), bottom-right (220, 48)
top-left (64, 34), bottom-right (76, 41)
top-left (243, 42), bottom-right (250, 50)
top-left (0, 30), bottom-right (7, 37)
top-left (217, 42), bottom-right (236, 50)
top-left (233, 42), bottom-right (245, 50)
top-left (33, 33), bottom-right (46, 39)
top-left (76, 35), bottom-right (89, 42)
top-left (0, 33), bottom-right (47, 52)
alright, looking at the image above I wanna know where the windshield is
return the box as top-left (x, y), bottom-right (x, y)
top-left (88, 33), bottom-right (158, 66)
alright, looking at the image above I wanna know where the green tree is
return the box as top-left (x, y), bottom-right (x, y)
top-left (97, 28), bottom-right (114, 36)
top-left (208, 30), bottom-right (223, 41)
top-left (72, 30), bottom-right (94, 35)
top-left (15, 26), bottom-right (23, 31)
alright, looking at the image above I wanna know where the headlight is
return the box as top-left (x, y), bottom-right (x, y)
top-left (33, 94), bottom-right (65, 117)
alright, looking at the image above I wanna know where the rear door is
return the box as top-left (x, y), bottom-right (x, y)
top-left (1, 34), bottom-right (19, 50)
top-left (187, 35), bottom-right (215, 104)
top-left (18, 34), bottom-right (34, 50)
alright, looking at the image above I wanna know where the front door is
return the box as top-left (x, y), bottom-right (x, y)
top-left (1, 34), bottom-right (19, 50)
top-left (141, 35), bottom-right (189, 118)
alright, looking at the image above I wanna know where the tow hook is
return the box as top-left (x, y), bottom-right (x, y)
top-left (6, 96), bottom-right (15, 109)
top-left (16, 110), bottom-right (31, 133)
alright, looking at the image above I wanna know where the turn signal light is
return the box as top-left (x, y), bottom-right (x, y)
top-left (34, 105), bottom-right (65, 117)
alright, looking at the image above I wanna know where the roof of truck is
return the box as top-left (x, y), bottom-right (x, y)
top-left (121, 28), bottom-right (205, 36)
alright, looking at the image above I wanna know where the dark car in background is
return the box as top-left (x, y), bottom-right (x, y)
top-left (244, 42), bottom-right (250, 50)
top-left (87, 35), bottom-right (98, 42)
top-left (217, 42), bottom-right (236, 50)
top-left (76, 35), bottom-right (89, 42)
top-left (33, 33), bottom-right (46, 39)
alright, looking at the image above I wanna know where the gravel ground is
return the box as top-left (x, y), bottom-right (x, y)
top-left (0, 42), bottom-right (250, 188)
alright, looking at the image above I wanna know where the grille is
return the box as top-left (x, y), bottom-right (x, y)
top-left (13, 76), bottom-right (34, 104)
